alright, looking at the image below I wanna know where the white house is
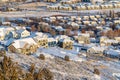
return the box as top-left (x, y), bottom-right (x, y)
top-left (16, 29), bottom-right (30, 38)
top-left (104, 49), bottom-right (120, 58)
top-left (87, 46), bottom-right (106, 54)
top-left (0, 28), bottom-right (6, 40)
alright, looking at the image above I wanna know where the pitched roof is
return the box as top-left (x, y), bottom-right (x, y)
top-left (12, 38), bottom-right (37, 49)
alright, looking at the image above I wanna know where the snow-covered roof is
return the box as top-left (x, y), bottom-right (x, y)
top-left (2, 22), bottom-right (11, 25)
top-left (0, 27), bottom-right (5, 36)
top-left (104, 39), bottom-right (118, 43)
top-left (59, 39), bottom-right (73, 43)
top-left (16, 29), bottom-right (29, 34)
top-left (55, 35), bottom-right (71, 40)
top-left (90, 46), bottom-right (106, 51)
top-left (2, 38), bottom-right (14, 46)
top-left (12, 38), bottom-right (37, 49)
top-left (35, 32), bottom-right (48, 38)
top-left (78, 33), bottom-right (90, 37)
top-left (105, 49), bottom-right (120, 56)
top-left (48, 38), bottom-right (57, 42)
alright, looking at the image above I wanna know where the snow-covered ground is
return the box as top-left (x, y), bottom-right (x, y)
top-left (5, 47), bottom-right (120, 80)
top-left (35, 47), bottom-right (85, 62)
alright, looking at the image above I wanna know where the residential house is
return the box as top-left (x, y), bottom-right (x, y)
top-left (103, 49), bottom-right (120, 58)
top-left (55, 35), bottom-right (71, 41)
top-left (77, 33), bottom-right (90, 44)
top-left (16, 29), bottom-right (30, 38)
top-left (103, 39), bottom-right (119, 46)
top-left (8, 38), bottom-right (38, 55)
top-left (48, 38), bottom-right (58, 47)
top-left (2, 22), bottom-right (11, 26)
top-left (35, 32), bottom-right (48, 38)
top-left (99, 36), bottom-right (108, 46)
top-left (58, 39), bottom-right (73, 50)
top-left (115, 37), bottom-right (120, 42)
top-left (33, 36), bottom-right (48, 48)
top-left (87, 46), bottom-right (105, 54)
top-left (0, 28), bottom-right (5, 41)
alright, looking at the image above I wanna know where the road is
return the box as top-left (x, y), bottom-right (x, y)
top-left (0, 8), bottom-right (120, 18)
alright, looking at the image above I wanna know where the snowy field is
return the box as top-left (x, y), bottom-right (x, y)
top-left (35, 47), bottom-right (85, 62)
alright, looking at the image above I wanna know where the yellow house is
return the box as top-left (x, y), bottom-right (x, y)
top-left (58, 39), bottom-right (73, 50)
top-left (8, 38), bottom-right (38, 55)
top-left (78, 35), bottom-right (90, 44)
top-left (33, 36), bottom-right (48, 48)
top-left (114, 37), bottom-right (120, 42)
top-left (100, 36), bottom-right (108, 43)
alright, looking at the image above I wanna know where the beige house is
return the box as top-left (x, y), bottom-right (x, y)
top-left (77, 33), bottom-right (90, 44)
top-left (33, 36), bottom-right (48, 48)
top-left (58, 39), bottom-right (73, 50)
top-left (8, 38), bottom-right (38, 55)
top-left (115, 37), bottom-right (120, 42)
top-left (87, 46), bottom-right (105, 54)
top-left (102, 40), bottom-right (118, 46)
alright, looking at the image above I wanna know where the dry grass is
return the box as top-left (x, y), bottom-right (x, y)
top-left (0, 56), bottom-right (53, 80)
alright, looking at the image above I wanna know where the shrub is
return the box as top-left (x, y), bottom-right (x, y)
top-left (39, 54), bottom-right (45, 60)
top-left (36, 68), bottom-right (53, 80)
top-left (64, 55), bottom-right (70, 61)
top-left (0, 50), bottom-right (6, 57)
top-left (94, 68), bottom-right (100, 75)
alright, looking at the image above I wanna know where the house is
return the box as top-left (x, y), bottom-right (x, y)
top-left (115, 37), bottom-right (120, 42)
top-left (87, 46), bottom-right (105, 54)
top-left (35, 32), bottom-right (48, 38)
top-left (77, 33), bottom-right (90, 44)
top-left (103, 39), bottom-right (119, 46)
top-left (4, 32), bottom-right (13, 40)
top-left (95, 15), bottom-right (101, 19)
top-left (103, 49), bottom-right (120, 58)
top-left (0, 28), bottom-right (6, 41)
top-left (10, 31), bottom-right (19, 39)
top-left (55, 35), bottom-right (71, 41)
top-left (5, 27), bottom-right (15, 35)
top-left (2, 22), bottom-right (11, 26)
top-left (49, 17), bottom-right (56, 22)
top-left (83, 16), bottom-right (89, 20)
top-left (8, 38), bottom-right (38, 54)
top-left (82, 21), bottom-right (90, 25)
top-left (99, 36), bottom-right (108, 45)
top-left (16, 29), bottom-right (30, 38)
top-left (1, 38), bottom-right (14, 50)
top-left (67, 22), bottom-right (79, 30)
top-left (33, 36), bottom-right (48, 48)
top-left (48, 38), bottom-right (58, 47)
top-left (58, 39), bottom-right (73, 50)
